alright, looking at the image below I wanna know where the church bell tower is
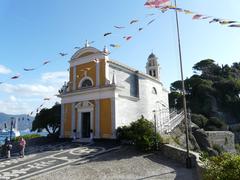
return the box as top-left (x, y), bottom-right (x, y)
top-left (146, 52), bottom-right (160, 81)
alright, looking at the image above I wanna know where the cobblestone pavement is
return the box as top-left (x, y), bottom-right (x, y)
top-left (32, 146), bottom-right (197, 180)
top-left (0, 143), bottom-right (106, 180)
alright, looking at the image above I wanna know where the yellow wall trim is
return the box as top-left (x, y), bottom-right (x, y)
top-left (100, 98), bottom-right (112, 138)
top-left (64, 103), bottom-right (72, 137)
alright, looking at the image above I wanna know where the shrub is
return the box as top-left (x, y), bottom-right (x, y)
top-left (203, 153), bottom-right (240, 180)
top-left (116, 126), bottom-right (133, 141)
top-left (116, 116), bottom-right (163, 151)
top-left (199, 151), bottom-right (209, 162)
top-left (205, 117), bottom-right (227, 131)
top-left (172, 136), bottom-right (180, 145)
top-left (236, 144), bottom-right (240, 154)
top-left (212, 144), bottom-right (224, 154)
top-left (12, 134), bottom-right (42, 142)
top-left (161, 135), bottom-right (170, 144)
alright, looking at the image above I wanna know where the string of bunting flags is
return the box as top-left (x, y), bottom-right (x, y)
top-left (1, 0), bottom-right (239, 117)
top-left (0, 53), bottom-right (68, 85)
top-left (144, 0), bottom-right (240, 27)
top-left (0, 12), bottom-right (158, 85)
top-left (1, 1), bottom-right (239, 86)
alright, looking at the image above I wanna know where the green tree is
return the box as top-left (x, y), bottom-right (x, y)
top-left (169, 59), bottom-right (240, 130)
top-left (193, 59), bottom-right (221, 80)
top-left (32, 103), bottom-right (61, 135)
top-left (191, 114), bottom-right (208, 128)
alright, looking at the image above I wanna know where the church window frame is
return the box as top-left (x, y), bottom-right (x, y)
top-left (153, 70), bottom-right (156, 77)
top-left (152, 87), bottom-right (157, 95)
top-left (79, 77), bottom-right (93, 89)
top-left (149, 70), bottom-right (152, 76)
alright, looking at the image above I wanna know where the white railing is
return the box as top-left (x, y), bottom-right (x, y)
top-left (166, 110), bottom-right (184, 133)
top-left (154, 108), bottom-right (184, 134)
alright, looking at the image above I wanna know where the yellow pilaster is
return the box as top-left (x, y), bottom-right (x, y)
top-left (100, 98), bottom-right (112, 138)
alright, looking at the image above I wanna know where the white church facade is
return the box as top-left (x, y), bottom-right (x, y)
top-left (59, 43), bottom-right (170, 140)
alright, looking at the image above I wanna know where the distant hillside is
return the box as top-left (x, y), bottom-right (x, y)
top-left (0, 112), bottom-right (34, 131)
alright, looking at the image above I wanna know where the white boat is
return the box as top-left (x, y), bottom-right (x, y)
top-left (0, 117), bottom-right (21, 140)
top-left (0, 128), bottom-right (20, 138)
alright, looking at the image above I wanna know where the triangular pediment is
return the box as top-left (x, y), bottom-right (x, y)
top-left (71, 47), bottom-right (101, 60)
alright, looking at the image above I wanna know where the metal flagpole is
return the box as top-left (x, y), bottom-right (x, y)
top-left (173, 0), bottom-right (191, 168)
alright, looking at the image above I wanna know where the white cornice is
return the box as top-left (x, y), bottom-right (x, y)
top-left (60, 86), bottom-right (117, 104)
top-left (108, 60), bottom-right (163, 86)
top-left (71, 46), bottom-right (101, 60)
top-left (69, 53), bottom-right (108, 67)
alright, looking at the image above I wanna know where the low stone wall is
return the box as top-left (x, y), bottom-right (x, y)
top-left (206, 131), bottom-right (235, 153)
top-left (161, 144), bottom-right (205, 180)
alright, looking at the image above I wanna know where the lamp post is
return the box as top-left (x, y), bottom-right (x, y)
top-left (174, 0), bottom-right (191, 168)
top-left (10, 117), bottom-right (14, 141)
top-left (153, 110), bottom-right (157, 150)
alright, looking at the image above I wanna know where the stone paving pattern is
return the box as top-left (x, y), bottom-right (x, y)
top-left (32, 146), bottom-right (196, 180)
top-left (0, 143), bottom-right (105, 180)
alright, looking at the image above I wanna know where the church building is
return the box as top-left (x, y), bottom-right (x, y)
top-left (59, 42), bottom-right (170, 140)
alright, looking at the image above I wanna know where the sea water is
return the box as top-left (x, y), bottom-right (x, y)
top-left (0, 129), bottom-right (48, 145)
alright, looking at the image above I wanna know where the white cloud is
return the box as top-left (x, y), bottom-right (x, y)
top-left (0, 71), bottom-right (66, 114)
top-left (0, 83), bottom-right (58, 97)
top-left (10, 95), bottom-right (17, 102)
top-left (0, 96), bottom-right (37, 114)
top-left (41, 71), bottom-right (68, 84)
top-left (0, 96), bottom-right (60, 115)
top-left (0, 65), bottom-right (11, 74)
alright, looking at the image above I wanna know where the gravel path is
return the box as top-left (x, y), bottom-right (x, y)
top-left (30, 146), bottom-right (196, 180)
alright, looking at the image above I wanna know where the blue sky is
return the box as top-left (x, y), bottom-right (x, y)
top-left (0, 0), bottom-right (239, 114)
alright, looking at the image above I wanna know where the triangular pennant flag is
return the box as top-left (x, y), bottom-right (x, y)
top-left (209, 18), bottom-right (221, 23)
top-left (147, 19), bottom-right (156, 25)
top-left (24, 68), bottom-right (35, 71)
top-left (110, 44), bottom-right (121, 48)
top-left (104, 32), bottom-right (112, 36)
top-left (11, 75), bottom-right (20, 79)
top-left (184, 10), bottom-right (194, 14)
top-left (192, 14), bottom-right (203, 20)
top-left (229, 24), bottom-right (240, 27)
top-left (219, 20), bottom-right (237, 25)
top-left (43, 61), bottom-right (50, 65)
top-left (160, 6), bottom-right (169, 13)
top-left (144, 0), bottom-right (170, 8)
top-left (130, 20), bottom-right (138, 24)
top-left (201, 16), bottom-right (212, 20)
top-left (59, 53), bottom-right (68, 56)
top-left (123, 36), bottom-right (132, 41)
top-left (114, 26), bottom-right (125, 29)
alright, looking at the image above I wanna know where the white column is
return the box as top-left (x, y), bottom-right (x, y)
top-left (90, 110), bottom-right (94, 132)
top-left (96, 61), bottom-right (100, 87)
top-left (105, 60), bottom-right (110, 85)
top-left (71, 103), bottom-right (75, 138)
top-left (73, 66), bottom-right (77, 90)
top-left (111, 98), bottom-right (116, 138)
top-left (78, 112), bottom-right (82, 138)
top-left (60, 103), bottom-right (64, 138)
top-left (95, 100), bottom-right (100, 138)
